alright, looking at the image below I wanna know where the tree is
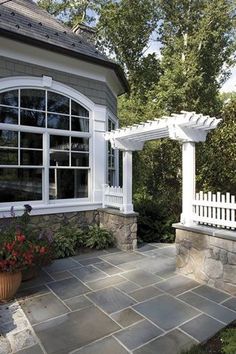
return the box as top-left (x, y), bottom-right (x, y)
top-left (153, 0), bottom-right (236, 116)
top-left (37, 0), bottom-right (108, 27)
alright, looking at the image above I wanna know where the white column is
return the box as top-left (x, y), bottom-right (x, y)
top-left (122, 150), bottom-right (134, 214)
top-left (181, 141), bottom-right (196, 226)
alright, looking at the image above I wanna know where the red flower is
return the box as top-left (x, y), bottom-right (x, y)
top-left (39, 246), bottom-right (47, 255)
top-left (16, 233), bottom-right (25, 243)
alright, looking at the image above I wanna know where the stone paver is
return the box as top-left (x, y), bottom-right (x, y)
top-left (87, 287), bottom-right (135, 314)
top-left (71, 336), bottom-right (129, 354)
top-left (133, 329), bottom-right (197, 354)
top-left (192, 285), bottom-right (230, 303)
top-left (179, 291), bottom-right (236, 324)
top-left (47, 277), bottom-right (90, 300)
top-left (180, 314), bottom-right (225, 342)
top-left (70, 265), bottom-right (108, 283)
top-left (114, 319), bottom-right (163, 350)
top-left (19, 293), bottom-right (69, 325)
top-left (34, 306), bottom-right (120, 354)
top-left (1, 243), bottom-right (235, 354)
top-left (133, 294), bottom-right (200, 330)
top-left (111, 308), bottom-right (143, 327)
top-left (122, 270), bottom-right (162, 287)
top-left (156, 275), bottom-right (199, 296)
top-left (129, 286), bottom-right (163, 302)
top-left (221, 297), bottom-right (236, 311)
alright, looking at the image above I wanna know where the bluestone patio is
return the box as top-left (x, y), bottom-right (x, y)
top-left (1, 243), bottom-right (236, 354)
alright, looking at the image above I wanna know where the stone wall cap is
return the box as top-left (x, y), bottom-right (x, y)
top-left (97, 208), bottom-right (139, 217)
top-left (173, 223), bottom-right (236, 242)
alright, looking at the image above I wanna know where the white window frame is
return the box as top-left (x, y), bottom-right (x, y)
top-left (106, 111), bottom-right (119, 186)
top-left (0, 76), bottom-right (100, 216)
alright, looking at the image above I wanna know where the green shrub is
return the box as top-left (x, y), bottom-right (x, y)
top-left (134, 199), bottom-right (176, 243)
top-left (221, 328), bottom-right (236, 354)
top-left (53, 224), bottom-right (85, 259)
top-left (85, 225), bottom-right (114, 250)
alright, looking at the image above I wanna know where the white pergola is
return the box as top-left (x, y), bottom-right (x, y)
top-left (104, 111), bottom-right (221, 225)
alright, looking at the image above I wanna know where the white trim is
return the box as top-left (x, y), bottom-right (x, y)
top-left (0, 76), bottom-right (96, 111)
top-left (0, 202), bottom-right (102, 218)
top-left (0, 36), bottom-right (124, 96)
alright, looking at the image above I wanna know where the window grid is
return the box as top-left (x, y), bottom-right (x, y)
top-left (0, 88), bottom-right (91, 204)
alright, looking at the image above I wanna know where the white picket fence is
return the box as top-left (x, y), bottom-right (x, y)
top-left (102, 184), bottom-right (124, 211)
top-left (192, 191), bottom-right (236, 230)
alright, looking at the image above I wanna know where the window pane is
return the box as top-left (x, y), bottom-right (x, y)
top-left (21, 89), bottom-right (45, 110)
top-left (71, 101), bottom-right (89, 117)
top-left (50, 151), bottom-right (69, 166)
top-left (71, 153), bottom-right (89, 167)
top-left (21, 132), bottom-right (42, 149)
top-left (20, 150), bottom-right (42, 165)
top-left (0, 168), bottom-right (42, 202)
top-left (0, 130), bottom-right (18, 147)
top-left (71, 117), bottom-right (89, 132)
top-left (0, 107), bottom-right (18, 124)
top-left (48, 92), bottom-right (69, 114)
top-left (20, 109), bottom-right (45, 127)
top-left (48, 114), bottom-right (69, 130)
top-left (49, 169), bottom-right (88, 199)
top-left (0, 90), bottom-right (18, 107)
top-left (71, 137), bottom-right (89, 152)
top-left (0, 149), bottom-right (18, 165)
top-left (50, 135), bottom-right (69, 150)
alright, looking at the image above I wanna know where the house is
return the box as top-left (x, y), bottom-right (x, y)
top-left (0, 0), bottom-right (140, 250)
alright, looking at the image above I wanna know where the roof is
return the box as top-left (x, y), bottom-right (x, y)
top-left (105, 111), bottom-right (221, 151)
top-left (0, 0), bottom-right (128, 92)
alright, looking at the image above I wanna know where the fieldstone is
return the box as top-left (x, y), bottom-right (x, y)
top-left (0, 336), bottom-right (11, 354)
top-left (219, 250), bottom-right (228, 264)
top-left (223, 265), bottom-right (236, 284)
top-left (228, 252), bottom-right (236, 265)
top-left (7, 328), bottom-right (37, 353)
top-left (131, 223), bottom-right (137, 233)
top-left (204, 258), bottom-right (223, 279)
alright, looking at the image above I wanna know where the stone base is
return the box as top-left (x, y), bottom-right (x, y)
top-left (98, 208), bottom-right (138, 251)
top-left (0, 208), bottom-right (138, 252)
top-left (173, 223), bottom-right (236, 295)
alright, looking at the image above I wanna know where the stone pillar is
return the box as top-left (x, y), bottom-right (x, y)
top-left (181, 141), bottom-right (195, 226)
top-left (174, 223), bottom-right (236, 296)
top-left (98, 208), bottom-right (138, 251)
top-left (122, 150), bottom-right (134, 214)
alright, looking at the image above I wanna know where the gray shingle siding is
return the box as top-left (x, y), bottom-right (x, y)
top-left (0, 56), bottom-right (117, 114)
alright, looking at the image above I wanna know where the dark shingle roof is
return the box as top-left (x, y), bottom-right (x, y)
top-left (0, 0), bottom-right (128, 92)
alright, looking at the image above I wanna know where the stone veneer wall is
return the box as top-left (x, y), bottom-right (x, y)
top-left (0, 208), bottom-right (138, 251)
top-left (28, 210), bottom-right (99, 231)
top-left (174, 224), bottom-right (236, 296)
top-left (98, 208), bottom-right (138, 251)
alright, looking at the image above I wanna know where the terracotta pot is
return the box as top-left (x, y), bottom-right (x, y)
top-left (0, 271), bottom-right (22, 302)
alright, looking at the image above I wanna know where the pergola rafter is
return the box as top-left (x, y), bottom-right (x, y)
top-left (105, 111), bottom-right (221, 151)
top-left (103, 111), bottom-right (221, 220)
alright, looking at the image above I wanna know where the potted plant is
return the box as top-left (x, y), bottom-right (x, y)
top-left (0, 231), bottom-right (34, 302)
top-left (0, 205), bottom-right (54, 301)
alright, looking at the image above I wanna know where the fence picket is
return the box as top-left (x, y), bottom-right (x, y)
top-left (193, 190), bottom-right (236, 230)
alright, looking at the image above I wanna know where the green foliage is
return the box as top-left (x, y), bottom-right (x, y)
top-left (221, 328), bottom-right (236, 354)
top-left (135, 198), bottom-right (176, 243)
top-left (197, 98), bottom-right (236, 195)
top-left (85, 225), bottom-right (114, 250)
top-left (53, 224), bottom-right (85, 259)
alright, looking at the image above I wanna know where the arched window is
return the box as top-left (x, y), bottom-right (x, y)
top-left (0, 88), bottom-right (91, 204)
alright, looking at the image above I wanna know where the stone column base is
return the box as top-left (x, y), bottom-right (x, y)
top-left (98, 208), bottom-right (138, 251)
top-left (173, 223), bottom-right (236, 296)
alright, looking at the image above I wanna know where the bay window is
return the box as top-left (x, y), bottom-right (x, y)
top-left (0, 88), bottom-right (90, 205)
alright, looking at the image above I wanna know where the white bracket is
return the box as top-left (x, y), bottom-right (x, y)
top-left (168, 124), bottom-right (208, 142)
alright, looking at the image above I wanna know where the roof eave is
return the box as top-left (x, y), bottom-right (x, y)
top-left (0, 28), bottom-right (129, 94)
